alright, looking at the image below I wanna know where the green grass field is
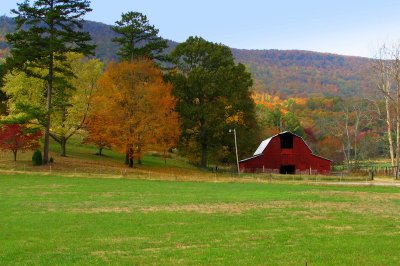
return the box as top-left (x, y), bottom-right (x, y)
top-left (1, 173), bottom-right (399, 265)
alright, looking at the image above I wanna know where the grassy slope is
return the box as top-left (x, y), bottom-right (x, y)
top-left (1, 174), bottom-right (399, 265)
top-left (50, 136), bottom-right (195, 169)
top-left (0, 136), bottom-right (198, 176)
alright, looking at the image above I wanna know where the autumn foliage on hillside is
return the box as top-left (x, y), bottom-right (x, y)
top-left (233, 49), bottom-right (375, 98)
top-left (0, 16), bottom-right (378, 99)
top-left (253, 92), bottom-right (385, 165)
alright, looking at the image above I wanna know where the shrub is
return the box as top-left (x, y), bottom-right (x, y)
top-left (32, 150), bottom-right (42, 166)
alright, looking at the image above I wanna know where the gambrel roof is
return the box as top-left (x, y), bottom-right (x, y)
top-left (242, 131), bottom-right (331, 162)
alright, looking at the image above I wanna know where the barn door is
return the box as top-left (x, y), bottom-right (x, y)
top-left (280, 165), bottom-right (295, 174)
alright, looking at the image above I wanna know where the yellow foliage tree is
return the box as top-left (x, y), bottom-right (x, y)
top-left (2, 53), bottom-right (103, 156)
top-left (50, 53), bottom-right (103, 156)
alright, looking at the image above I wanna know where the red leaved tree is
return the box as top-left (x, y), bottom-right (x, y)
top-left (0, 124), bottom-right (42, 161)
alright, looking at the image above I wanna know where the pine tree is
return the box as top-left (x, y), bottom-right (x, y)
top-left (112, 11), bottom-right (168, 62)
top-left (5, 0), bottom-right (95, 163)
top-left (0, 60), bottom-right (7, 114)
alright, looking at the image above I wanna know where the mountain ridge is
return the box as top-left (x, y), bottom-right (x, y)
top-left (0, 16), bottom-right (375, 98)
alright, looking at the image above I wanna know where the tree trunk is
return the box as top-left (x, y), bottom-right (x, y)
top-left (385, 96), bottom-right (395, 166)
top-left (342, 144), bottom-right (349, 171)
top-left (137, 147), bottom-right (142, 165)
top-left (353, 133), bottom-right (358, 170)
top-left (43, 19), bottom-right (55, 164)
top-left (397, 91), bottom-right (400, 179)
top-left (125, 152), bottom-right (129, 165)
top-left (201, 143), bottom-right (207, 168)
top-left (99, 147), bottom-right (103, 156)
top-left (343, 108), bottom-right (351, 171)
top-left (200, 119), bottom-right (207, 168)
top-left (60, 136), bottom-right (66, 157)
top-left (353, 111), bottom-right (360, 170)
top-left (13, 150), bottom-right (17, 161)
top-left (128, 147), bottom-right (134, 168)
top-left (43, 83), bottom-right (52, 164)
top-left (392, 47), bottom-right (400, 179)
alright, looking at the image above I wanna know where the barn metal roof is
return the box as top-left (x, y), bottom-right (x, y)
top-left (253, 131), bottom-right (288, 156)
top-left (253, 137), bottom-right (273, 156)
top-left (239, 153), bottom-right (263, 163)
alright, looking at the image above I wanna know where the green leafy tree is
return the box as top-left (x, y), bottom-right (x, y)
top-left (2, 53), bottom-right (102, 157)
top-left (257, 105), bottom-right (304, 137)
top-left (267, 106), bottom-right (283, 130)
top-left (170, 36), bottom-right (259, 168)
top-left (112, 11), bottom-right (168, 62)
top-left (283, 111), bottom-right (304, 137)
top-left (5, 0), bottom-right (95, 163)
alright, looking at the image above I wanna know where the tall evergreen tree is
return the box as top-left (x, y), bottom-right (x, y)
top-left (0, 60), bottom-right (7, 115)
top-left (170, 36), bottom-right (259, 168)
top-left (5, 0), bottom-right (95, 163)
top-left (112, 11), bottom-right (168, 62)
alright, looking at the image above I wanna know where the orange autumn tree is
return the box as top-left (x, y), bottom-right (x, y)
top-left (83, 111), bottom-right (115, 156)
top-left (152, 82), bottom-right (180, 163)
top-left (89, 59), bottom-right (179, 167)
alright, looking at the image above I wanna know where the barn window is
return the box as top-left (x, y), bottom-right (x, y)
top-left (280, 133), bottom-right (293, 149)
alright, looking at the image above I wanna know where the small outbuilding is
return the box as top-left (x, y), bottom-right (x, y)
top-left (239, 131), bottom-right (331, 175)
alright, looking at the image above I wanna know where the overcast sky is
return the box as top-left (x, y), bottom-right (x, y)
top-left (2, 0), bottom-right (400, 57)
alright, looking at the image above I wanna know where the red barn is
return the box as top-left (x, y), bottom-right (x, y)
top-left (239, 131), bottom-right (331, 175)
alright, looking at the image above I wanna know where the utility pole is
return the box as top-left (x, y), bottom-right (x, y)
top-left (229, 128), bottom-right (240, 175)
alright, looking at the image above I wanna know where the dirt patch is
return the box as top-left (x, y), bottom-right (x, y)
top-left (307, 190), bottom-right (400, 202)
top-left (291, 210), bottom-right (331, 220)
top-left (175, 243), bottom-right (209, 250)
top-left (146, 222), bottom-right (191, 227)
top-left (324, 225), bottom-right (353, 231)
top-left (65, 207), bottom-right (131, 213)
top-left (140, 199), bottom-right (400, 219)
top-left (91, 250), bottom-right (131, 262)
top-left (91, 251), bottom-right (109, 262)
top-left (31, 194), bottom-right (400, 219)
top-left (97, 236), bottom-right (147, 244)
top-left (141, 201), bottom-right (293, 214)
top-left (19, 184), bottom-right (76, 189)
top-left (297, 200), bottom-right (400, 218)
top-left (37, 191), bottom-right (78, 196)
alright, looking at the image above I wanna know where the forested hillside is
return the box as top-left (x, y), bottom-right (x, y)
top-left (232, 49), bottom-right (374, 97)
top-left (0, 16), bottom-right (375, 98)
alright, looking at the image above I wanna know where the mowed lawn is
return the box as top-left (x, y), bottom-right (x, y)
top-left (1, 174), bottom-right (399, 265)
